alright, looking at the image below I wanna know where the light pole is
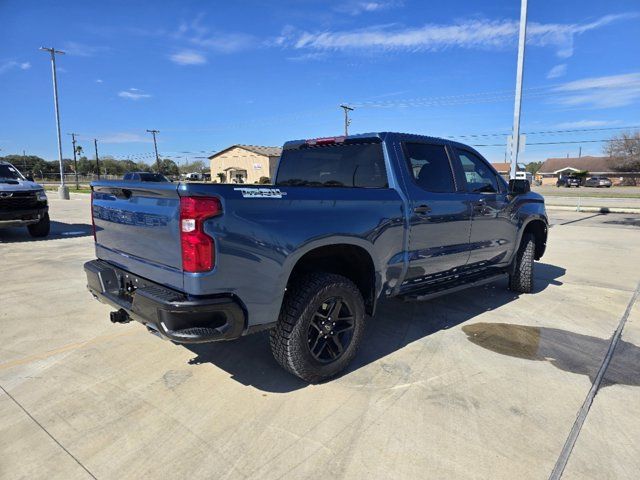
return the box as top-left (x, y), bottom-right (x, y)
top-left (509, 0), bottom-right (528, 180)
top-left (340, 104), bottom-right (354, 136)
top-left (146, 129), bottom-right (160, 172)
top-left (40, 47), bottom-right (69, 199)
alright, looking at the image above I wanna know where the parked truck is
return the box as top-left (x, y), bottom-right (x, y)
top-left (84, 132), bottom-right (548, 382)
top-left (0, 161), bottom-right (50, 237)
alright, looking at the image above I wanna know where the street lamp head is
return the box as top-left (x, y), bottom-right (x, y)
top-left (39, 47), bottom-right (65, 55)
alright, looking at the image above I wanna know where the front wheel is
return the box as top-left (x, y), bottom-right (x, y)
top-left (270, 272), bottom-right (365, 383)
top-left (509, 233), bottom-right (535, 293)
top-left (27, 212), bottom-right (50, 238)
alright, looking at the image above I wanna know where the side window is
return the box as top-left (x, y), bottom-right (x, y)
top-left (403, 143), bottom-right (456, 193)
top-left (457, 150), bottom-right (499, 193)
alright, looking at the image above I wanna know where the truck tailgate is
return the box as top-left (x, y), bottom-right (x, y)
top-left (92, 182), bottom-right (183, 291)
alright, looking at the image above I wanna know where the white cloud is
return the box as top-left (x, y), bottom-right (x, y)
top-left (96, 79), bottom-right (103, 83)
top-left (553, 73), bottom-right (640, 108)
top-left (174, 15), bottom-right (254, 53)
top-left (100, 132), bottom-right (151, 144)
top-left (554, 120), bottom-right (616, 128)
top-left (63, 41), bottom-right (108, 57)
top-left (286, 52), bottom-right (328, 62)
top-left (277, 13), bottom-right (637, 58)
top-left (547, 64), bottom-right (567, 79)
top-left (0, 60), bottom-right (31, 74)
top-left (335, 1), bottom-right (404, 16)
top-left (118, 88), bottom-right (151, 100)
top-left (169, 50), bottom-right (207, 65)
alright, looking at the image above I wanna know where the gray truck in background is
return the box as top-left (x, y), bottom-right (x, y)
top-left (0, 161), bottom-right (50, 237)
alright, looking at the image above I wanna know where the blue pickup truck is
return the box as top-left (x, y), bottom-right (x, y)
top-left (84, 132), bottom-right (547, 382)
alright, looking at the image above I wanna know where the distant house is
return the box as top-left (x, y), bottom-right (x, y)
top-left (491, 163), bottom-right (512, 180)
top-left (209, 145), bottom-right (282, 184)
top-left (537, 156), bottom-right (637, 185)
top-left (490, 162), bottom-right (525, 180)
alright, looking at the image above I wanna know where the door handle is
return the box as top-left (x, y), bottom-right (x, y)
top-left (414, 204), bottom-right (431, 215)
top-left (473, 198), bottom-right (487, 213)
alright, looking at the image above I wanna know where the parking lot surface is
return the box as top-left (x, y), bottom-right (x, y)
top-left (1, 195), bottom-right (639, 479)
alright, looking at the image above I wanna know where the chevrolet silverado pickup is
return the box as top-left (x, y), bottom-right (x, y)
top-left (0, 161), bottom-right (50, 237)
top-left (84, 132), bottom-right (548, 382)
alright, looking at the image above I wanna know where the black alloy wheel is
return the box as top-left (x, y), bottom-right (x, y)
top-left (307, 297), bottom-right (355, 363)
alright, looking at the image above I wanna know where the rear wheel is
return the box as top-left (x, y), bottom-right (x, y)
top-left (270, 272), bottom-right (365, 383)
top-left (27, 212), bottom-right (50, 238)
top-left (509, 233), bottom-right (535, 293)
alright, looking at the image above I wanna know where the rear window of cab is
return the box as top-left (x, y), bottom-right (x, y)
top-left (276, 143), bottom-right (388, 188)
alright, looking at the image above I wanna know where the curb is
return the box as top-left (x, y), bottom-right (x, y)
top-left (546, 205), bottom-right (640, 214)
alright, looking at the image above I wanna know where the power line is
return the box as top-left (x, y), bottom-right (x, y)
top-left (450, 125), bottom-right (640, 140)
top-left (67, 133), bottom-right (79, 189)
top-left (472, 138), bottom-right (611, 147)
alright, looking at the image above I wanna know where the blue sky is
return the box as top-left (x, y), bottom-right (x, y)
top-left (1, 0), bottom-right (639, 165)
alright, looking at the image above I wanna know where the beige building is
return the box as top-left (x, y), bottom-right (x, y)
top-left (537, 156), bottom-right (639, 186)
top-left (209, 145), bottom-right (282, 184)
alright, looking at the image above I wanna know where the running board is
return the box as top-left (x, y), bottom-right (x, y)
top-left (399, 272), bottom-right (508, 302)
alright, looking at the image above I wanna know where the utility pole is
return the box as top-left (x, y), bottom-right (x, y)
top-left (146, 129), bottom-right (160, 172)
top-left (94, 139), bottom-right (101, 180)
top-left (339, 105), bottom-right (354, 136)
top-left (40, 46), bottom-right (69, 199)
top-left (509, 0), bottom-right (528, 180)
top-left (68, 133), bottom-right (80, 190)
top-left (578, 146), bottom-right (582, 158)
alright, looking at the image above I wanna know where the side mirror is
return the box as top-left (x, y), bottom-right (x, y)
top-left (26, 175), bottom-right (35, 182)
top-left (508, 179), bottom-right (530, 195)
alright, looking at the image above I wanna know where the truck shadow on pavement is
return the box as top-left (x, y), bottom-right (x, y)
top-left (0, 221), bottom-right (93, 243)
top-left (184, 263), bottom-right (566, 393)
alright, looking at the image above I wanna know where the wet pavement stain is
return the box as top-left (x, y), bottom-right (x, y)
top-left (462, 323), bottom-right (640, 388)
top-left (603, 217), bottom-right (640, 227)
top-left (162, 370), bottom-right (192, 390)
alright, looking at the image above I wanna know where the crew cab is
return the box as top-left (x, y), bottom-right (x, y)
top-left (84, 132), bottom-right (548, 382)
top-left (0, 161), bottom-right (50, 237)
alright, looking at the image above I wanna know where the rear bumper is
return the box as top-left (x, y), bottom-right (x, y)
top-left (0, 207), bottom-right (47, 227)
top-left (84, 259), bottom-right (246, 343)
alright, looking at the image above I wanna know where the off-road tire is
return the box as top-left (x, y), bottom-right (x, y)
top-left (509, 233), bottom-right (535, 293)
top-left (27, 212), bottom-right (50, 238)
top-left (270, 272), bottom-right (365, 383)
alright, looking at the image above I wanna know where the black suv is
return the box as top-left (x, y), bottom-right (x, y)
top-left (556, 175), bottom-right (581, 188)
top-left (0, 161), bottom-right (50, 237)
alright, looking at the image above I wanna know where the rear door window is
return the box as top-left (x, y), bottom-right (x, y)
top-left (403, 143), bottom-right (456, 193)
top-left (276, 142), bottom-right (388, 188)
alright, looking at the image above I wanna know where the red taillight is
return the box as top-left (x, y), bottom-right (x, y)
top-left (180, 196), bottom-right (222, 273)
top-left (306, 136), bottom-right (345, 146)
top-left (90, 190), bottom-right (96, 242)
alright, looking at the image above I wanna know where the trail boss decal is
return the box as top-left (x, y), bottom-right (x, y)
top-left (233, 187), bottom-right (287, 199)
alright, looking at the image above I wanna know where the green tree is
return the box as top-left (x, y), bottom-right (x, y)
top-left (525, 161), bottom-right (543, 174)
top-left (605, 131), bottom-right (640, 185)
top-left (153, 158), bottom-right (180, 177)
top-left (179, 159), bottom-right (206, 174)
top-left (136, 161), bottom-right (153, 172)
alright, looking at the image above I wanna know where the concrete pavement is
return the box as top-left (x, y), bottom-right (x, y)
top-left (0, 196), bottom-right (639, 479)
